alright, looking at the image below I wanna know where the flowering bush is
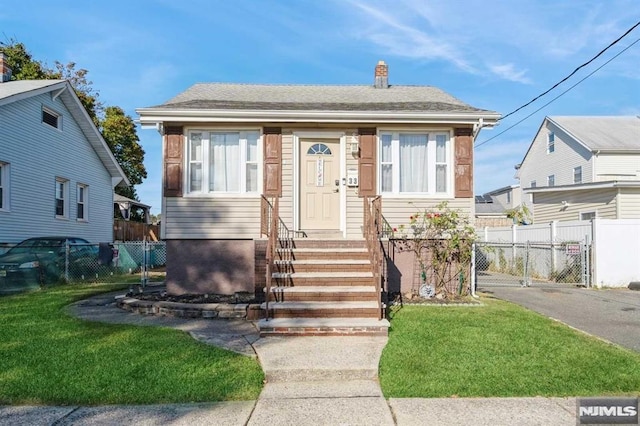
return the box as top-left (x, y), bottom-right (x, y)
top-left (398, 202), bottom-right (476, 299)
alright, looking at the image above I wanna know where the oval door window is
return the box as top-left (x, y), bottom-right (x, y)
top-left (307, 143), bottom-right (332, 155)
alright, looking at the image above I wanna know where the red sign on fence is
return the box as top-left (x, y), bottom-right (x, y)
top-left (565, 244), bottom-right (581, 255)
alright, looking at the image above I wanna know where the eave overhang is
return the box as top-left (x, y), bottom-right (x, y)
top-left (136, 108), bottom-right (501, 127)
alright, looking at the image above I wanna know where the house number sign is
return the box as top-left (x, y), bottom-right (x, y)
top-left (316, 158), bottom-right (324, 187)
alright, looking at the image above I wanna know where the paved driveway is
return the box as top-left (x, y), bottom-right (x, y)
top-left (478, 284), bottom-right (640, 352)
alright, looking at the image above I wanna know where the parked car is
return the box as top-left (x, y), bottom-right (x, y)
top-left (0, 237), bottom-right (97, 294)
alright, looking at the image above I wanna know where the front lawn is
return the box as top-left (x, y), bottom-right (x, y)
top-left (380, 298), bottom-right (640, 398)
top-left (0, 284), bottom-right (264, 405)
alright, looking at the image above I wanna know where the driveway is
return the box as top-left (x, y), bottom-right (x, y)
top-left (478, 284), bottom-right (640, 352)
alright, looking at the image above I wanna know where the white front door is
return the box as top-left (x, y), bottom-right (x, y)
top-left (300, 139), bottom-right (341, 230)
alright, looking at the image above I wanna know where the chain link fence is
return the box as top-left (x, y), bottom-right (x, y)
top-left (0, 240), bottom-right (165, 294)
top-left (474, 241), bottom-right (590, 288)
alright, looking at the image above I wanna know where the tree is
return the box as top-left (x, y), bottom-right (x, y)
top-left (101, 106), bottom-right (146, 200)
top-left (0, 38), bottom-right (146, 202)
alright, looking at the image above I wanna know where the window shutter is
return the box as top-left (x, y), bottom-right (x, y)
top-left (358, 128), bottom-right (377, 197)
top-left (164, 126), bottom-right (183, 197)
top-left (454, 128), bottom-right (473, 198)
top-left (263, 127), bottom-right (282, 197)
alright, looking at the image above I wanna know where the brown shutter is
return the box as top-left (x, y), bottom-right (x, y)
top-left (263, 127), bottom-right (282, 197)
top-left (454, 128), bottom-right (473, 198)
top-left (164, 126), bottom-right (184, 197)
top-left (358, 128), bottom-right (377, 197)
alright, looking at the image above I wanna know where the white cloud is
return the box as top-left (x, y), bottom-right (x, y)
top-left (488, 63), bottom-right (532, 84)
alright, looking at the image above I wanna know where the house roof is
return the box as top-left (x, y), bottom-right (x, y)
top-left (114, 193), bottom-right (150, 209)
top-left (138, 83), bottom-right (500, 125)
top-left (548, 116), bottom-right (640, 151)
top-left (0, 79), bottom-right (129, 186)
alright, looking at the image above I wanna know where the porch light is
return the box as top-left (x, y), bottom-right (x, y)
top-left (349, 132), bottom-right (359, 156)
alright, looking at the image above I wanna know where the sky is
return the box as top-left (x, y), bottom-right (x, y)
top-left (2, 0), bottom-right (639, 214)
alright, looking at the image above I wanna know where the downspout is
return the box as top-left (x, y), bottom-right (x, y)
top-left (471, 243), bottom-right (478, 298)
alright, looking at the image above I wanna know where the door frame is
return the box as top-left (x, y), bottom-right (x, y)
top-left (292, 131), bottom-right (346, 237)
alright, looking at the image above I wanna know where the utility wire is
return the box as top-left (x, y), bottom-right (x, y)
top-left (499, 19), bottom-right (640, 122)
top-left (476, 36), bottom-right (640, 149)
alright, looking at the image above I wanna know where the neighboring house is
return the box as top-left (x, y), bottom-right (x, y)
top-left (516, 116), bottom-right (640, 223)
top-left (137, 61), bottom-right (498, 334)
top-left (0, 53), bottom-right (129, 244)
top-left (475, 184), bottom-right (522, 227)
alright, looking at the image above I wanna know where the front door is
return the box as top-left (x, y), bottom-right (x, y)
top-left (300, 139), bottom-right (341, 230)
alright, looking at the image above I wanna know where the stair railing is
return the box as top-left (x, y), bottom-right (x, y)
top-left (363, 195), bottom-right (389, 320)
top-left (261, 195), bottom-right (306, 320)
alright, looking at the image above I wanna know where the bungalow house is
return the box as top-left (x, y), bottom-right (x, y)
top-left (516, 116), bottom-right (640, 223)
top-left (0, 53), bottom-right (129, 244)
top-left (475, 184), bottom-right (522, 227)
top-left (137, 61), bottom-right (499, 335)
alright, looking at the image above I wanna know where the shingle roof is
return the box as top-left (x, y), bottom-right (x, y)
top-left (153, 83), bottom-right (493, 113)
top-left (0, 79), bottom-right (65, 101)
top-left (549, 116), bottom-right (640, 151)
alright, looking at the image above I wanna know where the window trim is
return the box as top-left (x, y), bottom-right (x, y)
top-left (42, 106), bottom-right (62, 130)
top-left (0, 161), bottom-right (9, 212)
top-left (76, 183), bottom-right (88, 222)
top-left (55, 177), bottom-right (69, 219)
top-left (580, 211), bottom-right (597, 221)
top-left (377, 129), bottom-right (453, 197)
top-left (546, 132), bottom-right (555, 154)
top-left (184, 128), bottom-right (263, 197)
top-left (573, 166), bottom-right (582, 184)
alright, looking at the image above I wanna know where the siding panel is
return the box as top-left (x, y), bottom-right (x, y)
top-left (532, 189), bottom-right (617, 222)
top-left (618, 188), bottom-right (640, 218)
top-left (0, 93), bottom-right (114, 243)
top-left (595, 154), bottom-right (640, 181)
top-left (165, 197), bottom-right (261, 238)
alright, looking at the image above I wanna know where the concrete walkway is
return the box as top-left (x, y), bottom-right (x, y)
top-left (0, 288), bottom-right (583, 425)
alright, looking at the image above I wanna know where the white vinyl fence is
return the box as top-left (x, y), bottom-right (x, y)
top-left (478, 219), bottom-right (640, 288)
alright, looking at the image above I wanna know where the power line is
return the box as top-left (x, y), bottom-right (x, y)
top-left (499, 19), bottom-right (640, 122)
top-left (476, 36), bottom-right (640, 149)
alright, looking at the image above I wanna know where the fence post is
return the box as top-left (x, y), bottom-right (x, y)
top-left (522, 241), bottom-right (530, 287)
top-left (511, 223), bottom-right (517, 265)
top-left (471, 243), bottom-right (476, 296)
top-left (141, 238), bottom-right (149, 288)
top-left (64, 241), bottom-right (70, 283)
top-left (550, 221), bottom-right (557, 274)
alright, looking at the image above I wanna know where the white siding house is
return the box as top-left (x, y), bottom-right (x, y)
top-left (517, 116), bottom-right (640, 222)
top-left (0, 70), bottom-right (129, 243)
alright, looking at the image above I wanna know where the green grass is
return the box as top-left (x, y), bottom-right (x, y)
top-left (380, 298), bottom-right (640, 398)
top-left (0, 284), bottom-right (264, 405)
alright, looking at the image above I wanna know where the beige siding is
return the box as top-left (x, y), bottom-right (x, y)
top-left (165, 197), bottom-right (261, 239)
top-left (346, 139), bottom-right (364, 238)
top-left (532, 189), bottom-right (618, 222)
top-left (595, 153), bottom-right (640, 181)
top-left (519, 120), bottom-right (593, 188)
top-left (280, 132), bottom-right (294, 228)
top-left (618, 188), bottom-right (640, 219)
top-left (382, 198), bottom-right (473, 231)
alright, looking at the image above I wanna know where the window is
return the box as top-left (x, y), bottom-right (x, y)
top-left (547, 175), bottom-right (555, 187)
top-left (0, 162), bottom-right (8, 211)
top-left (573, 166), bottom-right (582, 184)
top-left (307, 143), bottom-right (332, 155)
top-left (506, 191), bottom-right (511, 204)
top-left (77, 184), bottom-right (88, 221)
top-left (580, 211), bottom-right (596, 220)
top-left (187, 130), bottom-right (260, 194)
top-left (547, 132), bottom-right (555, 153)
top-left (42, 107), bottom-right (61, 129)
top-left (379, 132), bottom-right (450, 194)
top-left (55, 178), bottom-right (68, 218)
top-left (530, 180), bottom-right (537, 188)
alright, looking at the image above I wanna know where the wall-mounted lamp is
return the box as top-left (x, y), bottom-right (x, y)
top-left (561, 200), bottom-right (569, 210)
top-left (349, 132), bottom-right (359, 156)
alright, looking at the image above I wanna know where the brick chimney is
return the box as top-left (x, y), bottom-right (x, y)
top-left (374, 60), bottom-right (388, 89)
top-left (0, 53), bottom-right (12, 83)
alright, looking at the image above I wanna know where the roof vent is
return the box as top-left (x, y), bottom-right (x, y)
top-left (374, 60), bottom-right (388, 89)
top-left (0, 52), bottom-right (12, 83)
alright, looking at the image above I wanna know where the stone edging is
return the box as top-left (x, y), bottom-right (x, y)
top-left (391, 301), bottom-right (484, 307)
top-left (116, 297), bottom-right (264, 320)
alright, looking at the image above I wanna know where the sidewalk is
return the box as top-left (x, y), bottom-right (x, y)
top-left (0, 288), bottom-right (580, 425)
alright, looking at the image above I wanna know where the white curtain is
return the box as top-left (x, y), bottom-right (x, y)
top-left (380, 134), bottom-right (393, 192)
top-left (435, 135), bottom-right (447, 193)
top-left (399, 134), bottom-right (428, 192)
top-left (210, 133), bottom-right (240, 192)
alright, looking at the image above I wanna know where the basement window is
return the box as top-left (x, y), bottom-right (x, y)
top-left (42, 107), bottom-right (61, 129)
